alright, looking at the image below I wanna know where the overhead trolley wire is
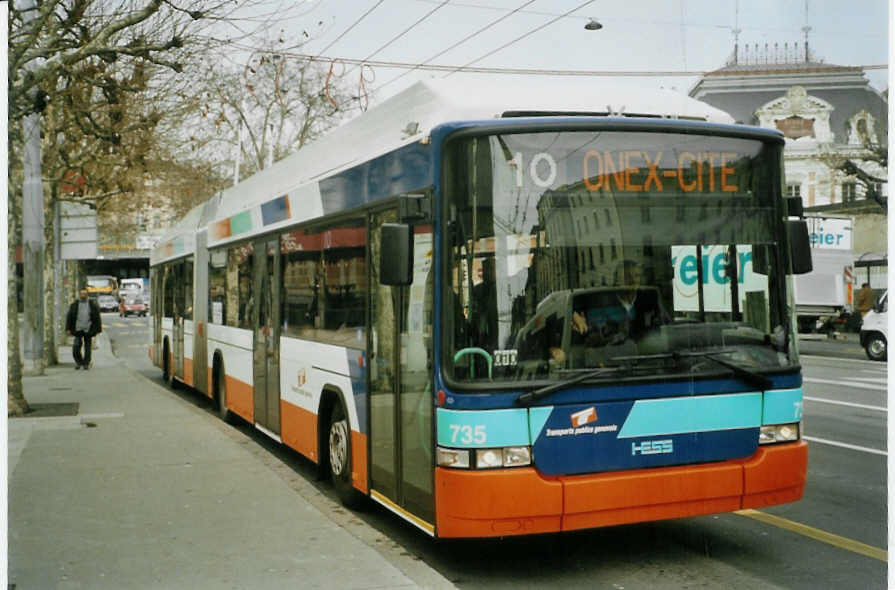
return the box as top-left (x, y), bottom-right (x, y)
top-left (443, 0), bottom-right (597, 77)
top-left (345, 0), bottom-right (452, 78)
top-left (373, 0), bottom-right (540, 93)
top-left (310, 0), bottom-right (387, 61)
top-left (270, 49), bottom-right (888, 77)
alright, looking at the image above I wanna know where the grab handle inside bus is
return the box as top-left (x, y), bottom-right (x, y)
top-left (380, 223), bottom-right (413, 286)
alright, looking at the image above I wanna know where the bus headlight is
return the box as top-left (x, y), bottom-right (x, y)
top-left (476, 447), bottom-right (532, 468)
top-left (437, 446), bottom-right (532, 469)
top-left (759, 423), bottom-right (800, 444)
top-left (501, 446), bottom-right (532, 467)
top-left (436, 447), bottom-right (470, 468)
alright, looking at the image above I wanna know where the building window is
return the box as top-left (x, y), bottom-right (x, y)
top-left (786, 183), bottom-right (801, 198)
top-left (842, 182), bottom-right (857, 203)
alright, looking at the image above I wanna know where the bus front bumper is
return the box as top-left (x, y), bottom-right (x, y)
top-left (434, 441), bottom-right (807, 538)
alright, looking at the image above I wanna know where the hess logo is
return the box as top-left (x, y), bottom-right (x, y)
top-left (297, 368), bottom-right (307, 388)
top-left (570, 407), bottom-right (597, 428)
top-left (631, 439), bottom-right (673, 456)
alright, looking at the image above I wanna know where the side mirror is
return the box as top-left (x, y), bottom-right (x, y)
top-left (787, 220), bottom-right (813, 275)
top-left (380, 223), bottom-right (413, 286)
top-left (398, 193), bottom-right (432, 223)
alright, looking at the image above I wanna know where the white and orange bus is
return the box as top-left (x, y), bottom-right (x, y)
top-left (150, 79), bottom-right (812, 538)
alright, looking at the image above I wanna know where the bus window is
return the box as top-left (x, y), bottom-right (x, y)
top-left (226, 242), bottom-right (254, 329)
top-left (163, 265), bottom-right (176, 319)
top-left (183, 257), bottom-right (194, 321)
top-left (208, 249), bottom-right (227, 325)
top-left (280, 217), bottom-right (367, 348)
top-left (281, 228), bottom-right (321, 335)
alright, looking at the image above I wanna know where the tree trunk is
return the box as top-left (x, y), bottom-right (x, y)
top-left (43, 188), bottom-right (58, 366)
top-left (8, 181), bottom-right (29, 416)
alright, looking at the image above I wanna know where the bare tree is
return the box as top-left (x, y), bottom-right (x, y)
top-left (7, 0), bottom-right (312, 415)
top-left (166, 42), bottom-right (358, 181)
top-left (818, 124), bottom-right (888, 211)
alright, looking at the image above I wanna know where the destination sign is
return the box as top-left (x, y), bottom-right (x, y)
top-left (500, 132), bottom-right (763, 197)
top-left (582, 151), bottom-right (743, 194)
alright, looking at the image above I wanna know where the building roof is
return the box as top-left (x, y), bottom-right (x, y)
top-left (689, 44), bottom-right (887, 136)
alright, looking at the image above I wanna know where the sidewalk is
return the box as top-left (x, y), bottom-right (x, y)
top-left (9, 335), bottom-right (456, 589)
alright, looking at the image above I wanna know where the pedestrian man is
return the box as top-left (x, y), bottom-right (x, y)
top-left (855, 282), bottom-right (875, 318)
top-left (66, 288), bottom-right (102, 370)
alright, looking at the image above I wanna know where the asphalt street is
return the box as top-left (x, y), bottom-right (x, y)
top-left (102, 315), bottom-right (887, 589)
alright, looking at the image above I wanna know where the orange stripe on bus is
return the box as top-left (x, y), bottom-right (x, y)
top-left (224, 375), bottom-right (254, 422)
top-left (281, 401), bottom-right (318, 462)
top-left (351, 431), bottom-right (368, 494)
top-left (183, 358), bottom-right (194, 386)
top-left (435, 467), bottom-right (563, 538)
top-left (434, 442), bottom-right (807, 538)
top-left (741, 441), bottom-right (808, 509)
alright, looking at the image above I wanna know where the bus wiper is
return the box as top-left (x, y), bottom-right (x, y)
top-left (516, 367), bottom-right (622, 406)
top-left (677, 350), bottom-right (773, 390)
top-left (612, 350), bottom-right (773, 390)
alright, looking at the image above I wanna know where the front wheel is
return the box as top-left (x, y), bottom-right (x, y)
top-left (328, 402), bottom-right (363, 508)
top-left (865, 333), bottom-right (887, 361)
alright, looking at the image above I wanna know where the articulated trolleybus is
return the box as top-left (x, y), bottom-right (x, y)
top-left (151, 79), bottom-right (812, 538)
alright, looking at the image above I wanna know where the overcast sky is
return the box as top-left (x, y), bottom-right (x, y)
top-left (251, 0), bottom-right (889, 108)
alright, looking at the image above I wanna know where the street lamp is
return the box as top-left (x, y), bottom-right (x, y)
top-left (584, 18), bottom-right (603, 31)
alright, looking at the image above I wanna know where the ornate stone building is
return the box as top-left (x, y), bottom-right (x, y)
top-left (689, 43), bottom-right (888, 289)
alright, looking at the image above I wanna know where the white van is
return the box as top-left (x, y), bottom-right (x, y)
top-left (860, 291), bottom-right (887, 361)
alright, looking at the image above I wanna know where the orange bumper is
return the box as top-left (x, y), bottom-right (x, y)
top-left (434, 441), bottom-right (807, 538)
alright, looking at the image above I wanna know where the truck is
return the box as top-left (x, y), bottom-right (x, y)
top-left (792, 217), bottom-right (855, 333)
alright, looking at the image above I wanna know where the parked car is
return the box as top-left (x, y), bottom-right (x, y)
top-left (96, 294), bottom-right (120, 313)
top-left (860, 291), bottom-right (887, 361)
top-left (119, 295), bottom-right (148, 317)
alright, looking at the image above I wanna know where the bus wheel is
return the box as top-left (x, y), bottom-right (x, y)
top-left (328, 402), bottom-right (363, 508)
top-left (162, 341), bottom-right (171, 383)
top-left (214, 360), bottom-right (236, 424)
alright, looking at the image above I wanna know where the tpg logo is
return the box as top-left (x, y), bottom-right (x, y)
top-left (632, 439), bottom-right (673, 455)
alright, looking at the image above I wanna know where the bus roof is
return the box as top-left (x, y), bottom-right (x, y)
top-left (156, 79), bottom-right (736, 254)
top-left (149, 202), bottom-right (206, 265)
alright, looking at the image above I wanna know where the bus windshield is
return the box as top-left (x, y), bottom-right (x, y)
top-left (444, 130), bottom-right (794, 386)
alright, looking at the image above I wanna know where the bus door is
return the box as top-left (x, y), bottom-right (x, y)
top-left (252, 238), bottom-right (281, 435)
top-left (172, 263), bottom-right (185, 381)
top-left (369, 209), bottom-right (435, 532)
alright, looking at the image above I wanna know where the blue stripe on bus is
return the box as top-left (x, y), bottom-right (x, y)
top-left (319, 142), bottom-right (433, 213)
top-left (762, 387), bottom-right (803, 424)
top-left (347, 350), bottom-right (368, 435)
top-left (434, 373), bottom-right (802, 411)
top-left (436, 408), bottom-right (530, 448)
top-left (260, 195), bottom-right (290, 226)
top-left (617, 392), bottom-right (762, 439)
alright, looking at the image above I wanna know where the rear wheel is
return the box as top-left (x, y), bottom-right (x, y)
top-left (214, 359), bottom-right (236, 423)
top-left (162, 340), bottom-right (171, 382)
top-left (328, 402), bottom-right (363, 508)
top-left (865, 333), bottom-right (887, 361)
